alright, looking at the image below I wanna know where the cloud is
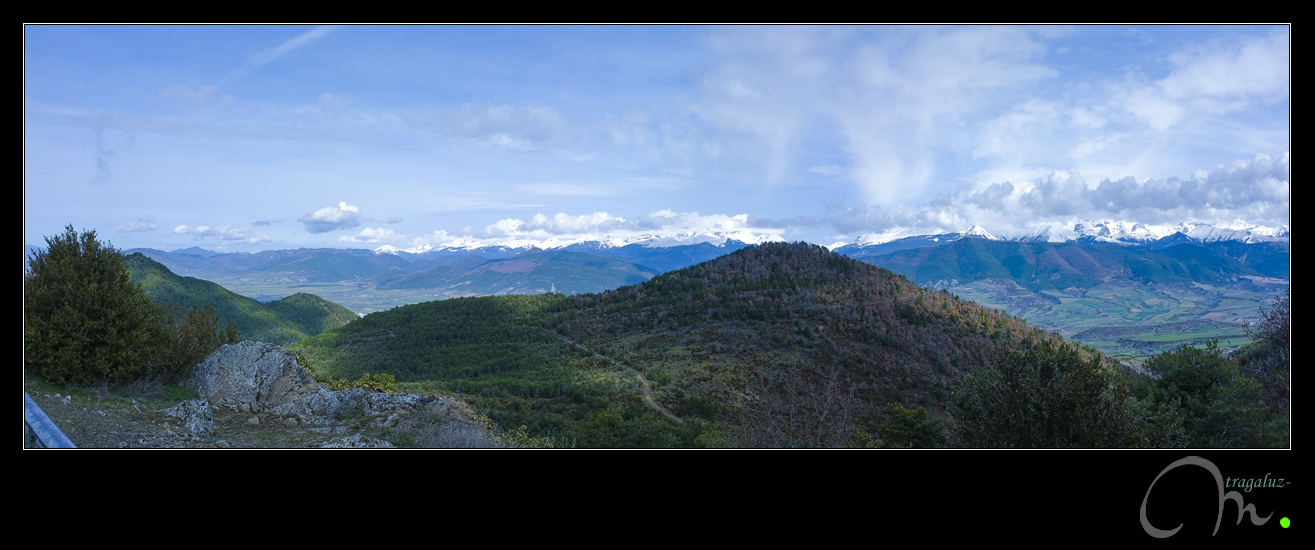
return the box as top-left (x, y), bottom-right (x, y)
top-left (173, 224), bottom-right (271, 243)
top-left (1159, 28), bottom-right (1289, 108)
top-left (401, 230), bottom-right (463, 252)
top-left (159, 84), bottom-right (220, 105)
top-left (695, 26), bottom-right (1059, 204)
top-left (117, 218), bottom-right (156, 233)
top-left (252, 219), bottom-right (284, 226)
top-left (808, 164), bottom-right (846, 176)
top-left (1115, 28), bottom-right (1289, 132)
top-left (484, 209), bottom-right (789, 239)
top-left (90, 125), bottom-right (114, 184)
top-left (299, 202), bottom-right (362, 234)
top-left (339, 227), bottom-right (400, 244)
top-left (386, 217), bottom-right (403, 224)
top-left (226, 26), bottom-right (340, 81)
top-left (825, 152), bottom-right (1289, 236)
top-left (402, 102), bottom-right (565, 152)
top-left (488, 212), bottom-right (628, 235)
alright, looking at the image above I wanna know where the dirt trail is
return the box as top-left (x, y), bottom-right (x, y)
top-left (551, 331), bottom-right (682, 424)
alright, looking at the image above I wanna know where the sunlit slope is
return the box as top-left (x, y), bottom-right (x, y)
top-left (125, 253), bottom-right (357, 345)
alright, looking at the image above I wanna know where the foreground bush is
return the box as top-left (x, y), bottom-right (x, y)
top-left (25, 225), bottom-right (238, 386)
top-left (949, 340), bottom-right (1178, 448)
top-left (1137, 339), bottom-right (1287, 448)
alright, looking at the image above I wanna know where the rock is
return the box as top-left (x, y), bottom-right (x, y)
top-left (160, 399), bottom-right (214, 436)
top-left (318, 434), bottom-right (395, 448)
top-left (189, 341), bottom-right (318, 414)
top-left (186, 340), bottom-right (496, 446)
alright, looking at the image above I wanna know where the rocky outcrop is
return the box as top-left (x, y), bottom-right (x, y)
top-left (186, 341), bottom-right (487, 445)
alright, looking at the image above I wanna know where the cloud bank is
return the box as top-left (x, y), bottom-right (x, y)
top-left (825, 152), bottom-right (1289, 236)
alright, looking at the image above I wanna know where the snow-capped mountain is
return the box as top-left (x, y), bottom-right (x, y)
top-left (371, 231), bottom-right (788, 273)
top-left (829, 226), bottom-right (1000, 257)
top-left (830, 221), bottom-right (1288, 257)
top-left (374, 231), bottom-right (785, 256)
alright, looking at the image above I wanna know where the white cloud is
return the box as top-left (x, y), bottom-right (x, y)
top-left (117, 218), bottom-right (156, 233)
top-left (173, 224), bottom-right (270, 243)
top-left (402, 102), bottom-right (565, 152)
top-left (1159, 29), bottom-right (1288, 107)
top-left (1116, 28), bottom-right (1288, 133)
top-left (484, 209), bottom-right (779, 239)
top-left (974, 99), bottom-right (1063, 158)
top-left (338, 227), bottom-right (400, 244)
top-left (401, 230), bottom-right (464, 252)
top-left (243, 26), bottom-right (340, 71)
top-left (829, 152), bottom-right (1289, 236)
top-left (695, 26), bottom-right (1059, 205)
top-left (299, 202), bottom-right (362, 234)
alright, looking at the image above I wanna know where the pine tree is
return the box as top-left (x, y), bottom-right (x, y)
top-left (25, 225), bottom-right (161, 385)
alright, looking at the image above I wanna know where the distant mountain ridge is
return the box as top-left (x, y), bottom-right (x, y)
top-left (848, 238), bottom-right (1289, 291)
top-left (828, 220), bottom-right (1288, 258)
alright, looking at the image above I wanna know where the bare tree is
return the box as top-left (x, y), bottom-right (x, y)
top-left (1246, 287), bottom-right (1290, 364)
top-left (729, 357), bottom-right (869, 448)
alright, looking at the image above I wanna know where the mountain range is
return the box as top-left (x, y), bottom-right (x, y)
top-left (24, 220), bottom-right (1288, 309)
top-left (828, 221), bottom-right (1288, 258)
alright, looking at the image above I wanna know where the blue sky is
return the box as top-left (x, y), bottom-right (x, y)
top-left (24, 25), bottom-right (1289, 252)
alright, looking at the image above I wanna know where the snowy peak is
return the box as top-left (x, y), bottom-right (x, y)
top-left (957, 226), bottom-right (999, 240)
top-left (1169, 222), bottom-right (1289, 244)
top-left (373, 230), bottom-right (787, 257)
top-left (834, 220), bottom-right (1288, 256)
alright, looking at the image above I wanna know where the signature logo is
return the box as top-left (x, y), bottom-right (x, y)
top-left (1141, 456), bottom-right (1273, 538)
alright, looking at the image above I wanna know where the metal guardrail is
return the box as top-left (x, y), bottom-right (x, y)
top-left (24, 392), bottom-right (76, 448)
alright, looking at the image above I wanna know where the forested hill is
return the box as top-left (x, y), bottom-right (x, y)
top-left (125, 253), bottom-right (358, 346)
top-left (293, 242), bottom-right (1061, 447)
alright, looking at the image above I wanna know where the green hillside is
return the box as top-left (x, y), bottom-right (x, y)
top-left (125, 253), bottom-right (357, 346)
top-left (292, 242), bottom-right (1057, 447)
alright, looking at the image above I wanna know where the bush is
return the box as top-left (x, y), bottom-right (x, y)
top-left (878, 403), bottom-right (946, 448)
top-left (25, 225), bottom-right (238, 386)
top-left (949, 340), bottom-right (1165, 448)
top-left (322, 372), bottom-right (399, 394)
top-left (1141, 339), bottom-right (1285, 448)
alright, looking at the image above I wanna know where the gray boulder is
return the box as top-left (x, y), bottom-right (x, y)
top-left (188, 341), bottom-right (319, 414)
top-left (186, 340), bottom-right (492, 444)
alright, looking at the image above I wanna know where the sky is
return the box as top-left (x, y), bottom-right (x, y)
top-left (24, 25), bottom-right (1290, 253)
